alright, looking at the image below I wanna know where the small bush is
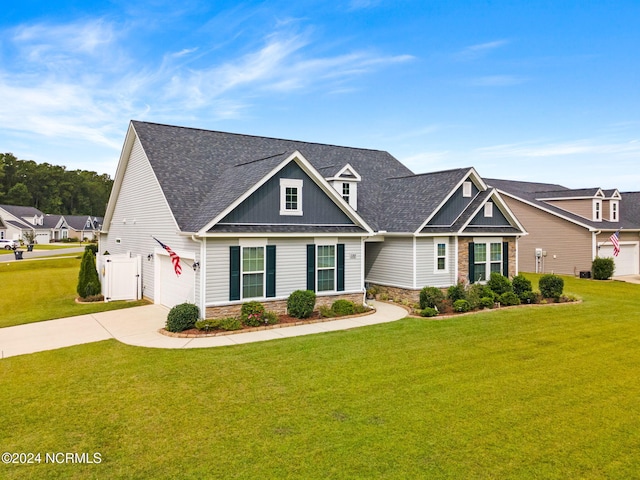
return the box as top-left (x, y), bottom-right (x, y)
top-left (453, 299), bottom-right (471, 312)
top-left (77, 249), bottom-right (101, 299)
top-left (420, 307), bottom-right (438, 317)
top-left (592, 257), bottom-right (615, 280)
top-left (166, 303), bottom-right (200, 332)
top-left (220, 317), bottom-right (243, 330)
top-left (519, 290), bottom-right (538, 304)
top-left (195, 319), bottom-right (222, 331)
top-left (487, 272), bottom-right (513, 296)
top-left (498, 291), bottom-right (521, 306)
top-left (419, 286), bottom-right (445, 310)
top-left (512, 274), bottom-right (532, 297)
top-left (319, 305), bottom-right (335, 318)
top-left (241, 301), bottom-right (266, 327)
top-left (467, 283), bottom-right (494, 309)
top-left (539, 274), bottom-right (564, 300)
top-left (287, 290), bottom-right (316, 318)
top-left (447, 282), bottom-right (467, 303)
top-left (331, 299), bottom-right (356, 316)
top-left (479, 297), bottom-right (495, 309)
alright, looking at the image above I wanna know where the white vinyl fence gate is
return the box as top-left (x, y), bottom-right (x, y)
top-left (99, 254), bottom-right (141, 302)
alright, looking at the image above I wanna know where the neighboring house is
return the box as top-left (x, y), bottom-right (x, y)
top-left (0, 204), bottom-right (50, 243)
top-left (486, 179), bottom-right (640, 276)
top-left (99, 121), bottom-right (526, 315)
top-left (62, 215), bottom-right (103, 241)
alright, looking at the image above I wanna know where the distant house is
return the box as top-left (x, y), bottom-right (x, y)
top-left (62, 215), bottom-right (103, 241)
top-left (99, 121), bottom-right (526, 314)
top-left (486, 179), bottom-right (640, 276)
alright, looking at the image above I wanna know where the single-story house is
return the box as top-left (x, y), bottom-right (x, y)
top-left (99, 121), bottom-right (526, 315)
top-left (486, 179), bottom-right (640, 276)
top-left (0, 204), bottom-right (51, 243)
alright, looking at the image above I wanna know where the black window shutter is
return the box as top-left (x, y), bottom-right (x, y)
top-left (337, 243), bottom-right (345, 291)
top-left (468, 242), bottom-right (475, 283)
top-left (306, 244), bottom-right (316, 291)
top-left (229, 246), bottom-right (240, 301)
top-left (502, 241), bottom-right (509, 277)
top-left (266, 245), bottom-right (276, 298)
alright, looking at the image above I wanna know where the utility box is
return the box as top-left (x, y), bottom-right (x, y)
top-left (579, 271), bottom-right (591, 279)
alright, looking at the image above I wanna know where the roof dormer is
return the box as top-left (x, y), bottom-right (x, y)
top-left (326, 164), bottom-right (361, 211)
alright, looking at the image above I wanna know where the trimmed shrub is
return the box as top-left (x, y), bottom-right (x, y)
top-left (519, 290), bottom-right (538, 304)
top-left (420, 307), bottom-right (438, 317)
top-left (592, 257), bottom-right (615, 280)
top-left (195, 319), bottom-right (221, 331)
top-left (467, 283), bottom-right (495, 309)
top-left (447, 282), bottom-right (467, 303)
top-left (419, 286), bottom-right (445, 310)
top-left (539, 274), bottom-right (564, 300)
top-left (498, 291), bottom-right (521, 306)
top-left (287, 290), bottom-right (316, 318)
top-left (512, 274), bottom-right (532, 297)
top-left (332, 299), bottom-right (356, 316)
top-left (84, 243), bottom-right (99, 254)
top-left (241, 301), bottom-right (266, 327)
top-left (263, 311), bottom-right (279, 326)
top-left (166, 303), bottom-right (200, 333)
top-left (453, 299), bottom-right (471, 312)
top-left (487, 272), bottom-right (513, 296)
top-left (479, 296), bottom-right (495, 309)
top-left (77, 249), bottom-right (101, 299)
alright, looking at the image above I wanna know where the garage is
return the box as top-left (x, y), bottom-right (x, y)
top-left (156, 252), bottom-right (196, 308)
top-left (599, 243), bottom-right (639, 276)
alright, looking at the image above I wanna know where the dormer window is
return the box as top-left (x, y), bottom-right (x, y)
top-left (610, 201), bottom-right (619, 222)
top-left (327, 164), bottom-right (361, 211)
top-left (484, 202), bottom-right (494, 218)
top-left (342, 183), bottom-right (350, 203)
top-left (463, 181), bottom-right (472, 198)
top-left (280, 178), bottom-right (303, 216)
top-left (594, 199), bottom-right (602, 221)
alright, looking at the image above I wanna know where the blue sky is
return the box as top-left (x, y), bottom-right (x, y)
top-left (1, 0), bottom-right (638, 190)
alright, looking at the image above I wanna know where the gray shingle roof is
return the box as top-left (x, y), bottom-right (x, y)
top-left (131, 121), bottom-right (413, 232)
top-left (0, 204), bottom-right (44, 219)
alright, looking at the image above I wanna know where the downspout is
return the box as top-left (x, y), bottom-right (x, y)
top-left (191, 235), bottom-right (206, 317)
top-left (592, 230), bottom-right (601, 260)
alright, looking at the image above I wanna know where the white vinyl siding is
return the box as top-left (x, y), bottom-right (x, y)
top-left (416, 237), bottom-right (456, 288)
top-left (365, 237), bottom-right (414, 288)
top-left (102, 136), bottom-right (200, 303)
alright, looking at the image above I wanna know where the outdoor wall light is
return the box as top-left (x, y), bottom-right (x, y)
top-left (192, 261), bottom-right (200, 271)
top-left (147, 254), bottom-right (153, 261)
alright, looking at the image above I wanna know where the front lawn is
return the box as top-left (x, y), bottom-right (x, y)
top-left (1, 275), bottom-right (639, 478)
top-left (0, 257), bottom-right (148, 328)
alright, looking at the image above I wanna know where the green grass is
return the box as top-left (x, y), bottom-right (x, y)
top-left (0, 257), bottom-right (148, 328)
top-left (1, 275), bottom-right (640, 478)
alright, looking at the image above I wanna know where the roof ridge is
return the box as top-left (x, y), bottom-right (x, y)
top-left (234, 152), bottom-right (288, 167)
top-left (388, 167), bottom-right (470, 180)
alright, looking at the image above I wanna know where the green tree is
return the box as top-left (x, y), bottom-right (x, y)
top-left (5, 182), bottom-right (31, 206)
top-left (77, 249), bottom-right (101, 299)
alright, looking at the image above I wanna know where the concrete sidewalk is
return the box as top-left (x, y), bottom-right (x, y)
top-left (0, 301), bottom-right (408, 359)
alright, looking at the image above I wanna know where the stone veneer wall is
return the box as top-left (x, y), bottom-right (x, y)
top-left (205, 292), bottom-right (365, 319)
top-left (458, 237), bottom-right (517, 281)
top-left (368, 284), bottom-right (421, 305)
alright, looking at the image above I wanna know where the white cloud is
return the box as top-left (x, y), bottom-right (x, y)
top-left (476, 139), bottom-right (640, 158)
top-left (456, 39), bottom-right (509, 60)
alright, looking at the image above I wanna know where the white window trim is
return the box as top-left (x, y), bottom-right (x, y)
top-left (484, 202), bottom-right (494, 218)
top-left (593, 199), bottom-right (602, 222)
top-left (472, 237), bottom-right (503, 283)
top-left (279, 178), bottom-right (303, 216)
top-left (463, 181), bottom-right (472, 198)
top-left (342, 182), bottom-right (350, 203)
top-left (434, 240), bottom-right (448, 274)
top-left (610, 200), bottom-right (619, 222)
top-left (316, 244), bottom-right (337, 293)
top-left (240, 245), bottom-right (266, 300)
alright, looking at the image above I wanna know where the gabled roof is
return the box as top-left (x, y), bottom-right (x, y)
top-left (535, 187), bottom-right (604, 200)
top-left (487, 178), bottom-right (637, 231)
top-left (0, 204), bottom-right (44, 220)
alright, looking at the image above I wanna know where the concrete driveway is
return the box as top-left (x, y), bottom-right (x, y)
top-left (612, 275), bottom-right (640, 284)
top-left (0, 301), bottom-right (408, 359)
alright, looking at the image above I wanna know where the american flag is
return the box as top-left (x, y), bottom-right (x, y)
top-left (609, 231), bottom-right (620, 257)
top-left (153, 237), bottom-right (182, 276)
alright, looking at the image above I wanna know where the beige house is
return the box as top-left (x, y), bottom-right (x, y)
top-left (486, 179), bottom-right (640, 277)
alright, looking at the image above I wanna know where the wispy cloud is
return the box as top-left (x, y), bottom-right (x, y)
top-left (476, 139), bottom-right (640, 158)
top-left (465, 75), bottom-right (527, 87)
top-left (456, 39), bottom-right (509, 60)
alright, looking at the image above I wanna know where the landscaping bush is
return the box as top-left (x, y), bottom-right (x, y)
top-left (287, 290), bottom-right (316, 318)
top-left (498, 291), bottom-right (521, 306)
top-left (241, 301), bottom-right (266, 327)
top-left (84, 243), bottom-right (99, 254)
top-left (512, 274), bottom-right (532, 297)
top-left (453, 299), bottom-right (471, 312)
top-left (487, 272), bottom-right (513, 295)
top-left (420, 307), bottom-right (438, 317)
top-left (263, 311), bottom-right (279, 326)
top-left (447, 282), bottom-right (467, 303)
top-left (467, 283), bottom-right (494, 309)
top-left (519, 290), bottom-right (538, 304)
top-left (195, 319), bottom-right (222, 331)
top-left (419, 286), bottom-right (445, 310)
top-left (592, 257), bottom-right (615, 280)
top-left (166, 303), bottom-right (200, 333)
top-left (539, 274), bottom-right (564, 300)
top-left (479, 297), bottom-right (495, 309)
top-left (331, 299), bottom-right (356, 316)
top-left (76, 248), bottom-right (101, 299)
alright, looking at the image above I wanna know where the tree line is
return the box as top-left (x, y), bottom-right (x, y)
top-left (0, 153), bottom-right (113, 216)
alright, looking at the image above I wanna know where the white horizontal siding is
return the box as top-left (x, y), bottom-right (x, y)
top-left (416, 237), bottom-right (456, 288)
top-left (365, 237), bottom-right (414, 288)
top-left (205, 238), bottom-right (235, 304)
top-left (101, 136), bottom-right (199, 302)
top-left (274, 238), bottom-right (307, 297)
top-left (339, 237), bottom-right (364, 292)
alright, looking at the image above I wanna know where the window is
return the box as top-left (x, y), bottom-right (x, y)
top-left (611, 201), bottom-right (619, 222)
top-left (484, 202), bottom-right (493, 218)
top-left (317, 245), bottom-right (336, 292)
top-left (436, 242), bottom-right (447, 272)
top-left (242, 246), bottom-right (264, 299)
top-left (472, 240), bottom-right (503, 282)
top-left (594, 200), bottom-right (602, 221)
top-left (463, 181), bottom-right (472, 198)
top-left (490, 242), bottom-right (502, 274)
top-left (342, 183), bottom-right (350, 203)
top-left (474, 243), bottom-right (487, 282)
top-left (280, 178), bottom-right (303, 216)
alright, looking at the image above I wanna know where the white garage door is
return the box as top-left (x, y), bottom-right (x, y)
top-left (157, 253), bottom-right (195, 308)
top-left (599, 244), bottom-right (639, 276)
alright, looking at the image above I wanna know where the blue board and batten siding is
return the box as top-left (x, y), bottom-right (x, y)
top-left (101, 136), bottom-right (200, 304)
top-left (427, 182), bottom-right (479, 226)
top-left (204, 237), bottom-right (363, 306)
top-left (219, 161), bottom-right (354, 226)
top-left (469, 203), bottom-right (511, 226)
